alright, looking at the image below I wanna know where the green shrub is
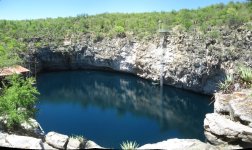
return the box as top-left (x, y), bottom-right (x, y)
top-left (70, 134), bottom-right (84, 141)
top-left (238, 65), bottom-right (252, 83)
top-left (208, 30), bottom-right (220, 39)
top-left (93, 32), bottom-right (104, 43)
top-left (120, 141), bottom-right (139, 150)
top-left (114, 26), bottom-right (126, 37)
top-left (218, 74), bottom-right (234, 93)
top-left (0, 74), bottom-right (39, 129)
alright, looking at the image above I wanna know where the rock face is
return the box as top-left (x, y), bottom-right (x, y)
top-left (0, 132), bottom-right (54, 149)
top-left (204, 89), bottom-right (252, 148)
top-left (0, 131), bottom-right (102, 149)
top-left (138, 138), bottom-right (241, 149)
top-left (0, 117), bottom-right (44, 138)
top-left (84, 140), bottom-right (103, 149)
top-left (45, 131), bottom-right (69, 149)
top-left (67, 138), bottom-right (82, 149)
top-left (138, 139), bottom-right (213, 149)
top-left (20, 118), bottom-right (45, 138)
top-left (28, 24), bottom-right (252, 95)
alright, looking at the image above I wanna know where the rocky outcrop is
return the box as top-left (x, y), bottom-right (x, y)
top-left (85, 140), bottom-right (103, 149)
top-left (67, 138), bottom-right (81, 149)
top-left (28, 23), bottom-right (252, 95)
top-left (0, 131), bottom-right (102, 149)
top-left (45, 132), bottom-right (69, 149)
top-left (138, 138), bottom-right (241, 149)
top-left (0, 117), bottom-right (44, 138)
top-left (0, 132), bottom-right (54, 149)
top-left (204, 89), bottom-right (252, 148)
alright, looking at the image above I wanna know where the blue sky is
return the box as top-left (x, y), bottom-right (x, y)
top-left (0, 0), bottom-right (247, 20)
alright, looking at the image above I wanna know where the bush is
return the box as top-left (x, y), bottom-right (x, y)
top-left (0, 74), bottom-right (39, 129)
top-left (120, 141), bottom-right (139, 150)
top-left (114, 26), bottom-right (126, 38)
top-left (238, 65), bottom-right (252, 83)
top-left (218, 74), bottom-right (234, 93)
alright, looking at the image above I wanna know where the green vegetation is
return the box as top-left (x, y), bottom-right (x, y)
top-left (0, 2), bottom-right (251, 128)
top-left (120, 141), bottom-right (139, 150)
top-left (70, 134), bottom-right (85, 141)
top-left (219, 65), bottom-right (252, 93)
top-left (219, 74), bottom-right (234, 93)
top-left (238, 65), bottom-right (252, 84)
top-left (0, 1), bottom-right (251, 52)
top-left (0, 74), bottom-right (39, 129)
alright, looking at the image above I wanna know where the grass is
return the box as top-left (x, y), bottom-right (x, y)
top-left (218, 65), bottom-right (252, 93)
top-left (120, 141), bottom-right (139, 150)
top-left (70, 134), bottom-right (84, 141)
top-left (238, 65), bottom-right (252, 83)
top-left (218, 74), bottom-right (234, 93)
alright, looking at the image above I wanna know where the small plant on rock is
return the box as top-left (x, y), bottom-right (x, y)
top-left (218, 74), bottom-right (234, 93)
top-left (120, 141), bottom-right (139, 150)
top-left (238, 65), bottom-right (252, 84)
top-left (70, 134), bottom-right (84, 141)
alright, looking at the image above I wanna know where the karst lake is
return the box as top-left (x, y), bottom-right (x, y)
top-left (35, 70), bottom-right (213, 148)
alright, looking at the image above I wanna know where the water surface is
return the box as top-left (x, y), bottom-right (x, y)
top-left (36, 70), bottom-right (213, 148)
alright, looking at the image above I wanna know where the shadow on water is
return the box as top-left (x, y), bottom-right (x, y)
top-left (36, 70), bottom-right (213, 148)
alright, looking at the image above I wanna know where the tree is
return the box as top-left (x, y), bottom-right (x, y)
top-left (0, 74), bottom-right (39, 129)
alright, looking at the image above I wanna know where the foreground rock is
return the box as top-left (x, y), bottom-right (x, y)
top-left (204, 113), bottom-right (252, 144)
top-left (204, 89), bottom-right (252, 148)
top-left (67, 137), bottom-right (82, 149)
top-left (85, 140), bottom-right (103, 149)
top-left (0, 132), bottom-right (54, 149)
top-left (138, 138), bottom-right (240, 149)
top-left (45, 132), bottom-right (69, 149)
top-left (0, 131), bottom-right (103, 149)
top-left (0, 117), bottom-right (44, 138)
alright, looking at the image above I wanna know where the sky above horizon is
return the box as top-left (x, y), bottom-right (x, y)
top-left (0, 0), bottom-right (247, 20)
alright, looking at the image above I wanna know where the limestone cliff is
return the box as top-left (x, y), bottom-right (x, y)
top-left (204, 89), bottom-right (252, 148)
top-left (27, 23), bottom-right (252, 94)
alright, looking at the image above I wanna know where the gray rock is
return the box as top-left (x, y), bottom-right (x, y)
top-left (42, 142), bottom-right (56, 150)
top-left (229, 97), bottom-right (252, 127)
top-left (67, 138), bottom-right (81, 149)
top-left (0, 117), bottom-right (44, 138)
top-left (204, 113), bottom-right (252, 144)
top-left (5, 134), bottom-right (43, 149)
top-left (20, 118), bottom-right (45, 138)
top-left (45, 131), bottom-right (69, 149)
top-left (0, 132), bottom-right (56, 149)
top-left (0, 132), bottom-right (11, 147)
top-left (85, 140), bottom-right (103, 149)
top-left (31, 28), bottom-right (252, 95)
top-left (138, 138), bottom-right (216, 150)
top-left (214, 93), bottom-right (233, 114)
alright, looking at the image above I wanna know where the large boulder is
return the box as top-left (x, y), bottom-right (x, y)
top-left (0, 132), bottom-right (55, 149)
top-left (204, 113), bottom-right (252, 144)
top-left (229, 98), bottom-right (252, 127)
top-left (67, 137), bottom-right (82, 149)
top-left (0, 117), bottom-right (44, 138)
top-left (205, 89), bottom-right (252, 148)
top-left (45, 131), bottom-right (69, 149)
top-left (20, 118), bottom-right (45, 138)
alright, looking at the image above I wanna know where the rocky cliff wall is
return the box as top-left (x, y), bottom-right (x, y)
top-left (28, 23), bottom-right (252, 94)
top-left (204, 89), bottom-right (252, 148)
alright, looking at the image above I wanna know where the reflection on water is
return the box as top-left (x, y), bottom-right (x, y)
top-left (36, 70), bottom-right (213, 148)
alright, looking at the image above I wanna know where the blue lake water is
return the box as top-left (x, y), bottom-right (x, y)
top-left (36, 70), bottom-right (213, 148)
